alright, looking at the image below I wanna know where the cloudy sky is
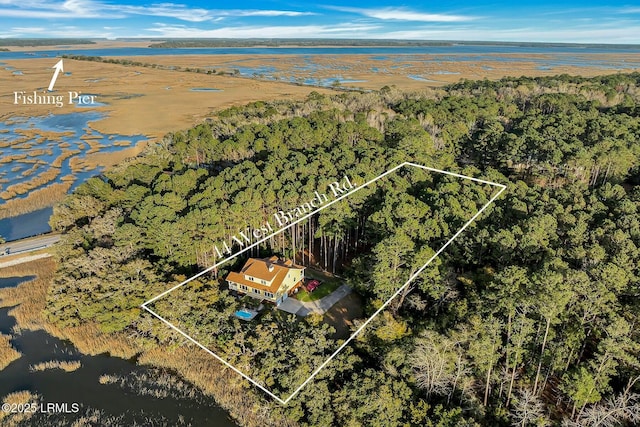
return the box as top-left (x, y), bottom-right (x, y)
top-left (0, 0), bottom-right (639, 43)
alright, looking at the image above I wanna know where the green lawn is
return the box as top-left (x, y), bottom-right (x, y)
top-left (296, 277), bottom-right (342, 302)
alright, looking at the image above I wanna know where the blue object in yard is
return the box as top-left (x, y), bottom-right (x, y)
top-left (234, 309), bottom-right (257, 321)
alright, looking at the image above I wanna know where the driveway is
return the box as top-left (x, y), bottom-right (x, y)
top-left (277, 284), bottom-right (352, 317)
top-left (277, 297), bottom-right (304, 315)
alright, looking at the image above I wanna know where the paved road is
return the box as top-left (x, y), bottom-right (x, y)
top-left (0, 233), bottom-right (61, 257)
top-left (278, 284), bottom-right (352, 316)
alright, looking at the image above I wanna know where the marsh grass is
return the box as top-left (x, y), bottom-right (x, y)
top-left (19, 163), bottom-right (39, 178)
top-left (138, 347), bottom-right (295, 427)
top-left (80, 136), bottom-right (102, 154)
top-left (98, 368), bottom-right (203, 401)
top-left (0, 390), bottom-right (39, 424)
top-left (60, 407), bottom-right (190, 426)
top-left (0, 154), bottom-right (27, 164)
top-left (29, 359), bottom-right (81, 372)
top-left (82, 142), bottom-right (146, 171)
top-left (69, 157), bottom-right (85, 173)
top-left (0, 168), bottom-right (59, 200)
top-left (0, 181), bottom-right (71, 219)
top-left (0, 333), bottom-right (20, 370)
top-left (25, 148), bottom-right (52, 158)
top-left (45, 322), bottom-right (139, 359)
top-left (51, 149), bottom-right (80, 168)
top-left (69, 409), bottom-right (122, 426)
top-left (0, 259), bottom-right (56, 330)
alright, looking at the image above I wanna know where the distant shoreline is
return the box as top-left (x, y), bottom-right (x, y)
top-left (1, 38), bottom-right (639, 52)
top-left (146, 39), bottom-right (640, 49)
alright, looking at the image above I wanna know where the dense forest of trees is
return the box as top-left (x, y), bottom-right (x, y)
top-left (47, 72), bottom-right (640, 426)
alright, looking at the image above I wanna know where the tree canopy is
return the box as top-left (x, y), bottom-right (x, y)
top-left (48, 72), bottom-right (640, 426)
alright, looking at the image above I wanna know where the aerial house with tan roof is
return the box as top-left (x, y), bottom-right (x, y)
top-left (226, 256), bottom-right (305, 306)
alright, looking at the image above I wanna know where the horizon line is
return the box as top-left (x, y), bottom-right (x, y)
top-left (1, 37), bottom-right (640, 47)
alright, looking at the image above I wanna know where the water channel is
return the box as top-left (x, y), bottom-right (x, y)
top-left (0, 276), bottom-right (239, 426)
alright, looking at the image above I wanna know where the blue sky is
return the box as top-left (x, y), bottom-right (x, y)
top-left (0, 1), bottom-right (639, 43)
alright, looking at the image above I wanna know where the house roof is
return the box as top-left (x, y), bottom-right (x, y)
top-left (226, 256), bottom-right (304, 293)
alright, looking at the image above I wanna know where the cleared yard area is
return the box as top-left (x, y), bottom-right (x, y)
top-left (295, 269), bottom-right (343, 302)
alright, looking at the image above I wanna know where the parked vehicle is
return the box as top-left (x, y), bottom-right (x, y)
top-left (306, 279), bottom-right (321, 292)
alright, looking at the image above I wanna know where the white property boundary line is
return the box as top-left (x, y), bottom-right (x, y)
top-left (141, 162), bottom-right (507, 405)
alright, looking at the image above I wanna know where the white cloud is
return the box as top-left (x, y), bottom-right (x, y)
top-left (618, 7), bottom-right (640, 14)
top-left (10, 26), bottom-right (47, 33)
top-left (0, 0), bottom-right (118, 18)
top-left (63, 0), bottom-right (98, 14)
top-left (328, 6), bottom-right (476, 22)
top-left (133, 21), bottom-right (640, 43)
top-left (377, 24), bottom-right (640, 44)
top-left (0, 0), bottom-right (49, 5)
top-left (246, 11), bottom-right (313, 17)
top-left (8, 24), bottom-right (116, 38)
top-left (0, 1), bottom-right (314, 22)
top-left (117, 3), bottom-right (214, 22)
top-left (219, 10), bottom-right (316, 17)
top-left (146, 23), bottom-right (381, 39)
